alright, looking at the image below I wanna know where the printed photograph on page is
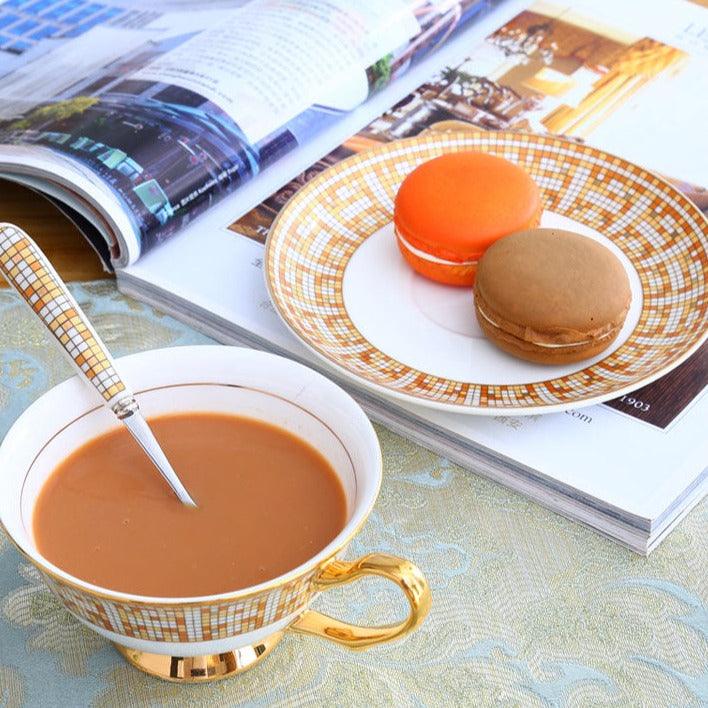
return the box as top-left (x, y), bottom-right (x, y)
top-left (0, 0), bottom-right (492, 256)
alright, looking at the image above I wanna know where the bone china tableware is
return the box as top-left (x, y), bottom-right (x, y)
top-left (0, 346), bottom-right (431, 682)
top-left (0, 222), bottom-right (196, 506)
top-left (265, 131), bottom-right (708, 415)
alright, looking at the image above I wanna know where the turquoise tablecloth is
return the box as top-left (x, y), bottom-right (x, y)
top-left (0, 282), bottom-right (706, 707)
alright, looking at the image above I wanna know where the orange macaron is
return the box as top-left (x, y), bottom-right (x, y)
top-left (393, 151), bottom-right (542, 286)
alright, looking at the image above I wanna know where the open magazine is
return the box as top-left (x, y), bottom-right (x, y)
top-left (0, 0), bottom-right (498, 265)
top-left (1, 0), bottom-right (706, 553)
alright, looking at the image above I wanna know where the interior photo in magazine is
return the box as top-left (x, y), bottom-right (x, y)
top-left (232, 1), bottom-right (707, 248)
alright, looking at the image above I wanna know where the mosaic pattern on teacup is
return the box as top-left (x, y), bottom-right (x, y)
top-left (42, 568), bottom-right (317, 642)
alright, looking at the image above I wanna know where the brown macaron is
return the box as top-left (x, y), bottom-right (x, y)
top-left (474, 228), bottom-right (631, 364)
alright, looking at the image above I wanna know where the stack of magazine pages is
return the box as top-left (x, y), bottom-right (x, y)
top-left (0, 0), bottom-right (705, 553)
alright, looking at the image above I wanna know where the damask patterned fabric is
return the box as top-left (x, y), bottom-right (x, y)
top-left (0, 282), bottom-right (705, 707)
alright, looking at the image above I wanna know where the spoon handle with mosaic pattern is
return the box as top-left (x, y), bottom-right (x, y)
top-left (0, 223), bottom-right (196, 507)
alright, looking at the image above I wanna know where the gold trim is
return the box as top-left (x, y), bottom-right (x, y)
top-left (289, 552), bottom-right (431, 649)
top-left (114, 631), bottom-right (284, 682)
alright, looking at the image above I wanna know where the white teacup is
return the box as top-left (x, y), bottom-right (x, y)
top-left (0, 346), bottom-right (430, 682)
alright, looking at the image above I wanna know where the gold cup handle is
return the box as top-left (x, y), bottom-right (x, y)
top-left (289, 553), bottom-right (431, 649)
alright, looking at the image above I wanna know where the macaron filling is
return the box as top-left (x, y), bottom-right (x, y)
top-left (395, 228), bottom-right (479, 267)
top-left (475, 299), bottom-right (617, 349)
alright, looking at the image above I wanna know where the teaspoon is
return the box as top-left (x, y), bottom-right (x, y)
top-left (0, 223), bottom-right (196, 507)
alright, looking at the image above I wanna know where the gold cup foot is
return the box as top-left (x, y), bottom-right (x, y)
top-left (114, 631), bottom-right (284, 682)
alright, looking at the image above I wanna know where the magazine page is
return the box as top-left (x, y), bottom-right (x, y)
top-left (0, 0), bottom-right (496, 265)
top-left (120, 0), bottom-right (707, 530)
top-left (0, 1), bottom-right (244, 265)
